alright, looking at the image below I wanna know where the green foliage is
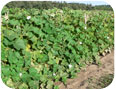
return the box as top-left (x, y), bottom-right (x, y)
top-left (5, 1), bottom-right (113, 11)
top-left (13, 39), bottom-right (25, 50)
top-left (1, 7), bottom-right (114, 89)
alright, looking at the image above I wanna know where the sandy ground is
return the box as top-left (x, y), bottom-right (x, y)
top-left (55, 50), bottom-right (114, 89)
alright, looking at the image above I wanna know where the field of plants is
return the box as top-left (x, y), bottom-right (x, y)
top-left (1, 7), bottom-right (114, 89)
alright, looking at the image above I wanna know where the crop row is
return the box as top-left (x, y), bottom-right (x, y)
top-left (1, 7), bottom-right (114, 89)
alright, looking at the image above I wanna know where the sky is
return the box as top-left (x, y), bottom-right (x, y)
top-left (51, 0), bottom-right (109, 6)
top-left (68, 1), bottom-right (108, 6)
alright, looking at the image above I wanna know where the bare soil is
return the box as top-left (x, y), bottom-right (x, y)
top-left (55, 50), bottom-right (114, 89)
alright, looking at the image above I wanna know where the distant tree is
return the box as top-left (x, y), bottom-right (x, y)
top-left (5, 1), bottom-right (113, 11)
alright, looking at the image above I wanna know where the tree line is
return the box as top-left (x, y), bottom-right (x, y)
top-left (5, 1), bottom-right (113, 11)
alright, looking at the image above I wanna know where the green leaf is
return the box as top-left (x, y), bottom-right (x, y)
top-left (26, 32), bottom-right (34, 38)
top-left (14, 51), bottom-right (21, 59)
top-left (53, 64), bottom-right (59, 72)
top-left (9, 19), bottom-right (19, 26)
top-left (29, 67), bottom-right (37, 76)
top-left (30, 27), bottom-right (39, 35)
top-left (28, 80), bottom-right (39, 89)
top-left (48, 60), bottom-right (55, 65)
top-left (1, 49), bottom-right (6, 61)
top-left (54, 85), bottom-right (59, 89)
top-left (62, 76), bottom-right (67, 84)
top-left (3, 38), bottom-right (10, 45)
top-left (19, 83), bottom-right (28, 89)
top-left (77, 45), bottom-right (83, 51)
top-left (46, 80), bottom-right (54, 89)
top-left (17, 58), bottom-right (24, 67)
top-left (12, 74), bottom-right (20, 82)
top-left (38, 54), bottom-right (48, 63)
top-left (8, 50), bottom-right (18, 64)
top-left (13, 39), bottom-right (25, 50)
top-left (79, 21), bottom-right (84, 27)
top-left (2, 66), bottom-right (11, 76)
top-left (40, 75), bottom-right (47, 82)
top-left (24, 59), bottom-right (31, 67)
top-left (21, 73), bottom-right (31, 82)
top-left (4, 30), bottom-right (17, 41)
top-left (30, 36), bottom-right (37, 43)
top-left (75, 55), bottom-right (80, 63)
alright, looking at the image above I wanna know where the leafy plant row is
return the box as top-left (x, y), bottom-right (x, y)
top-left (1, 7), bottom-right (114, 89)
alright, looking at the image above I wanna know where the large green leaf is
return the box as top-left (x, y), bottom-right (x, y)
top-left (4, 30), bottom-right (17, 41)
top-left (13, 39), bottom-right (25, 50)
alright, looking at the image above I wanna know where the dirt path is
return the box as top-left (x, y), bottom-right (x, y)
top-left (56, 51), bottom-right (114, 89)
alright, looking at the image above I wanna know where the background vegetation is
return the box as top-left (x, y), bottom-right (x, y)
top-left (6, 1), bottom-right (113, 11)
